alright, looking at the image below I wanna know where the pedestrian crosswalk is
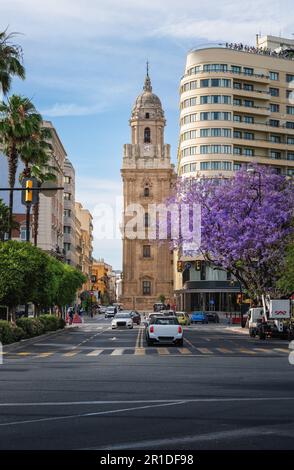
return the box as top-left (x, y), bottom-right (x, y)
top-left (1, 346), bottom-right (290, 359)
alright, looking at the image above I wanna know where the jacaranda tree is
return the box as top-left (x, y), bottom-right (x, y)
top-left (171, 165), bottom-right (294, 302)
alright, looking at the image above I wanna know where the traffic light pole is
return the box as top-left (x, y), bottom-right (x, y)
top-left (26, 204), bottom-right (31, 243)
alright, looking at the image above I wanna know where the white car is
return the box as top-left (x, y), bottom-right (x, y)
top-left (146, 316), bottom-right (183, 346)
top-left (105, 306), bottom-right (117, 318)
top-left (111, 312), bottom-right (133, 329)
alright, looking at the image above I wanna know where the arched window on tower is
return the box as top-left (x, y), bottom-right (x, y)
top-left (144, 187), bottom-right (150, 197)
top-left (144, 127), bottom-right (151, 143)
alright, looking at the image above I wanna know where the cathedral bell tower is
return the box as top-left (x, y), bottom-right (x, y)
top-left (120, 66), bottom-right (175, 311)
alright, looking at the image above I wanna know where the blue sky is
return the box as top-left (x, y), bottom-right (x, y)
top-left (0, 0), bottom-right (292, 268)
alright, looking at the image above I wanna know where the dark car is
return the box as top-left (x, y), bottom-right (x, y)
top-left (130, 311), bottom-right (141, 325)
top-left (207, 312), bottom-right (220, 323)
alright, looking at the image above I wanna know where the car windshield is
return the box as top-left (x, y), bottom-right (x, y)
top-left (115, 313), bottom-right (131, 319)
top-left (151, 317), bottom-right (179, 325)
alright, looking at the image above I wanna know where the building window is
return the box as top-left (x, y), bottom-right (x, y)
top-left (270, 150), bottom-right (281, 159)
top-left (269, 135), bottom-right (281, 143)
top-left (243, 83), bottom-right (253, 91)
top-left (143, 245), bottom-right (151, 258)
top-left (269, 119), bottom-right (279, 127)
top-left (144, 187), bottom-right (150, 197)
top-left (233, 98), bottom-right (241, 106)
top-left (287, 169), bottom-right (294, 176)
top-left (234, 130), bottom-right (242, 139)
top-left (144, 127), bottom-right (151, 143)
top-left (234, 147), bottom-right (242, 155)
top-left (243, 148), bottom-right (254, 156)
top-left (244, 132), bottom-right (254, 140)
top-left (64, 209), bottom-right (71, 217)
top-left (200, 79), bottom-right (209, 87)
top-left (244, 100), bottom-right (254, 107)
top-left (233, 163), bottom-right (242, 170)
top-left (142, 280), bottom-right (151, 295)
top-left (287, 106), bottom-right (294, 115)
top-left (64, 226), bottom-right (71, 234)
top-left (64, 176), bottom-right (71, 184)
top-left (286, 90), bottom-right (294, 99)
top-left (270, 103), bottom-right (280, 113)
top-left (233, 82), bottom-right (241, 89)
top-left (20, 227), bottom-right (26, 241)
top-left (286, 121), bottom-right (294, 129)
top-left (243, 67), bottom-right (254, 75)
top-left (287, 137), bottom-right (294, 145)
top-left (64, 242), bottom-right (71, 252)
top-left (269, 71), bottom-right (279, 81)
top-left (287, 153), bottom-right (294, 161)
top-left (231, 65), bottom-right (241, 74)
top-left (270, 87), bottom-right (279, 96)
top-left (286, 74), bottom-right (294, 83)
top-left (64, 192), bottom-right (71, 200)
top-left (144, 212), bottom-right (149, 228)
top-left (145, 112), bottom-right (150, 119)
top-left (244, 116), bottom-right (254, 124)
top-left (234, 115), bottom-right (241, 122)
top-left (203, 64), bottom-right (228, 72)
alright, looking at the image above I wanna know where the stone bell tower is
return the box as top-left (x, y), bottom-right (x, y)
top-left (120, 65), bottom-right (175, 311)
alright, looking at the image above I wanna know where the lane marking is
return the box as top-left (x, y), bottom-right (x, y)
top-left (253, 348), bottom-right (272, 354)
top-left (38, 352), bottom-right (54, 358)
top-left (63, 351), bottom-right (80, 357)
top-left (0, 401), bottom-right (184, 428)
top-left (111, 349), bottom-right (124, 356)
top-left (86, 350), bottom-right (103, 357)
top-left (178, 348), bottom-right (192, 355)
top-left (135, 326), bottom-right (141, 349)
top-left (1, 397), bottom-right (294, 407)
top-left (17, 352), bottom-right (32, 356)
top-left (90, 423), bottom-right (294, 450)
top-left (274, 348), bottom-right (289, 353)
top-left (157, 347), bottom-right (170, 355)
top-left (238, 348), bottom-right (256, 355)
top-left (196, 348), bottom-right (213, 354)
top-left (135, 348), bottom-right (145, 355)
top-left (216, 348), bottom-right (232, 354)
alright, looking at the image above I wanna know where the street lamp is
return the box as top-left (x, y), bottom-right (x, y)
top-left (247, 166), bottom-right (262, 205)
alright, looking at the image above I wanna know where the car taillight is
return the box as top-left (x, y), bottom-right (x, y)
top-left (178, 326), bottom-right (182, 334)
top-left (150, 325), bottom-right (154, 333)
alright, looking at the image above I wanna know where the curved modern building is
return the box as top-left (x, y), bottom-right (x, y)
top-left (179, 35), bottom-right (294, 179)
top-left (175, 35), bottom-right (294, 313)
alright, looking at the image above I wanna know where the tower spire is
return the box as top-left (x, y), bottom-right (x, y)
top-left (143, 60), bottom-right (152, 92)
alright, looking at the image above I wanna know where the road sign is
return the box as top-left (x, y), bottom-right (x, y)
top-left (40, 180), bottom-right (58, 198)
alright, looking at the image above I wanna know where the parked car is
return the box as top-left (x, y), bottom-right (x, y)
top-left (105, 306), bottom-right (117, 318)
top-left (146, 315), bottom-right (183, 346)
top-left (176, 311), bottom-right (191, 326)
top-left (207, 312), bottom-right (220, 323)
top-left (191, 311), bottom-right (208, 324)
top-left (130, 311), bottom-right (141, 325)
top-left (111, 312), bottom-right (133, 329)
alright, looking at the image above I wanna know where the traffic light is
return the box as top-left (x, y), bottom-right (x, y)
top-left (237, 294), bottom-right (243, 304)
top-left (21, 177), bottom-right (39, 205)
top-left (195, 260), bottom-right (201, 271)
top-left (25, 179), bottom-right (33, 203)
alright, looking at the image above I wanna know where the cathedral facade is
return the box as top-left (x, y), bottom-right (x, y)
top-left (120, 70), bottom-right (175, 311)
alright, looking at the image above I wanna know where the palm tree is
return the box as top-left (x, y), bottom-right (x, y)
top-left (0, 95), bottom-right (42, 238)
top-left (0, 29), bottom-right (25, 96)
top-left (19, 127), bottom-right (57, 245)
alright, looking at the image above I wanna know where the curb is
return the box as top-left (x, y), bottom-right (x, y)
top-left (3, 326), bottom-right (72, 352)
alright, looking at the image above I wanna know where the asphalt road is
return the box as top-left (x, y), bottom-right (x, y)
top-left (0, 316), bottom-right (293, 450)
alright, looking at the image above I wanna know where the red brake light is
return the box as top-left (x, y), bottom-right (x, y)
top-left (178, 326), bottom-right (182, 334)
top-left (150, 325), bottom-right (154, 333)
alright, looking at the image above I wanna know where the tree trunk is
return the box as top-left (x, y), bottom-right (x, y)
top-left (32, 202), bottom-right (39, 246)
top-left (7, 145), bottom-right (18, 240)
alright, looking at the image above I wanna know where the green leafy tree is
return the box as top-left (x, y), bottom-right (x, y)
top-left (0, 198), bottom-right (12, 240)
top-left (0, 29), bottom-right (25, 95)
top-left (0, 95), bottom-right (42, 238)
top-left (277, 242), bottom-right (294, 295)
